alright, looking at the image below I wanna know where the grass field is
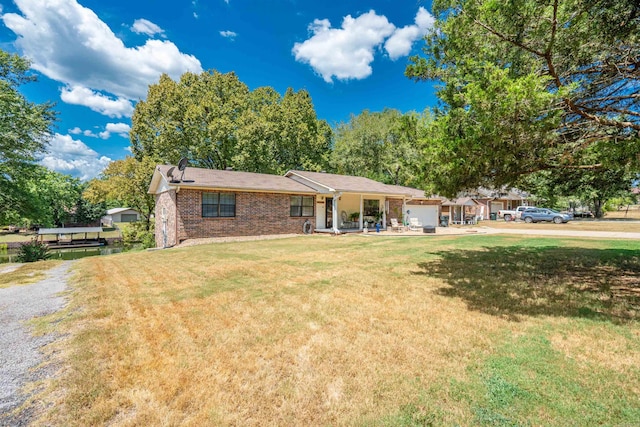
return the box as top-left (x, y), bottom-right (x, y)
top-left (36, 234), bottom-right (640, 426)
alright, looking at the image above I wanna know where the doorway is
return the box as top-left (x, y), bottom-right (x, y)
top-left (326, 198), bottom-right (333, 228)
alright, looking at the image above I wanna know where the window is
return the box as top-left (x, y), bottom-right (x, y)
top-left (290, 195), bottom-right (314, 217)
top-left (202, 192), bottom-right (236, 218)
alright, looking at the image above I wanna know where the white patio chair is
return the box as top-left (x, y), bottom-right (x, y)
top-left (408, 217), bottom-right (423, 231)
top-left (390, 218), bottom-right (404, 232)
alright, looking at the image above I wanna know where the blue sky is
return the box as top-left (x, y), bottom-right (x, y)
top-left (0, 0), bottom-right (438, 180)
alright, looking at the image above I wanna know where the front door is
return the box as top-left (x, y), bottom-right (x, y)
top-left (326, 198), bottom-right (333, 228)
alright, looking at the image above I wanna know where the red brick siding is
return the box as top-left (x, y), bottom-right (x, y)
top-left (387, 199), bottom-right (404, 223)
top-left (174, 189), bottom-right (314, 241)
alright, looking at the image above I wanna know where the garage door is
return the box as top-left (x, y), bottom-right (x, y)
top-left (120, 213), bottom-right (138, 222)
top-left (406, 206), bottom-right (439, 227)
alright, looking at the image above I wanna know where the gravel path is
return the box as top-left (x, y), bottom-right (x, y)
top-left (0, 261), bottom-right (74, 426)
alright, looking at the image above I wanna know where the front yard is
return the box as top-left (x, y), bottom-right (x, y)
top-left (30, 234), bottom-right (640, 425)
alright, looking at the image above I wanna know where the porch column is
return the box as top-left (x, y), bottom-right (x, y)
top-left (332, 192), bottom-right (341, 234)
top-left (402, 197), bottom-right (407, 226)
top-left (359, 195), bottom-right (364, 230)
top-left (382, 199), bottom-right (387, 230)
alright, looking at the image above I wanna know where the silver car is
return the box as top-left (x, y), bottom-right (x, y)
top-left (521, 208), bottom-right (572, 224)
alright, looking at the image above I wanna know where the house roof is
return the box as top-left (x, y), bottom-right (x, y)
top-left (384, 184), bottom-right (446, 200)
top-left (462, 187), bottom-right (529, 200)
top-left (149, 165), bottom-right (318, 194)
top-left (285, 170), bottom-right (412, 196)
top-left (442, 197), bottom-right (481, 206)
top-left (106, 207), bottom-right (136, 215)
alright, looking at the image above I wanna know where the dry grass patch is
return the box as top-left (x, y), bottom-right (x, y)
top-left (0, 260), bottom-right (62, 288)
top-left (41, 235), bottom-right (640, 426)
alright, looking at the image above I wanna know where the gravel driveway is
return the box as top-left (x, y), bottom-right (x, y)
top-left (0, 261), bottom-right (73, 426)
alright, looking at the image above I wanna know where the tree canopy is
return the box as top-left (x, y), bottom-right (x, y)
top-left (407, 0), bottom-right (640, 196)
top-left (330, 109), bottom-right (426, 187)
top-left (84, 156), bottom-right (156, 230)
top-left (130, 71), bottom-right (331, 174)
top-left (0, 50), bottom-right (56, 221)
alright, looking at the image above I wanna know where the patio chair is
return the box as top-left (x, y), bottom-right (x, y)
top-left (408, 217), bottom-right (423, 231)
top-left (390, 218), bottom-right (404, 232)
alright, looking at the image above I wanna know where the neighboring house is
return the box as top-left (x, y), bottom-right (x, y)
top-left (101, 208), bottom-right (141, 227)
top-left (147, 165), bottom-right (442, 248)
top-left (458, 187), bottom-right (530, 220)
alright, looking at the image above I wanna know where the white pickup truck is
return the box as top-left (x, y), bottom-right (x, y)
top-left (497, 206), bottom-right (534, 221)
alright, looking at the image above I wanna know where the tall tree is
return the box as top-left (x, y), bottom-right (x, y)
top-left (331, 109), bottom-right (424, 186)
top-left (0, 50), bottom-right (56, 221)
top-left (130, 70), bottom-right (331, 173)
top-left (407, 0), bottom-right (640, 196)
top-left (1, 165), bottom-right (85, 227)
top-left (84, 156), bottom-right (157, 230)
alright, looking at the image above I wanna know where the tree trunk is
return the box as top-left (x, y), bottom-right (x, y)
top-left (592, 198), bottom-right (604, 218)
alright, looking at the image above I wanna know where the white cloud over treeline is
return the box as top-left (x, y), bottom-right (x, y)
top-left (293, 7), bottom-right (434, 82)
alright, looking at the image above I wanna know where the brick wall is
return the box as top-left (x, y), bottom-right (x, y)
top-left (173, 189), bottom-right (314, 242)
top-left (387, 198), bottom-right (404, 223)
top-left (155, 190), bottom-right (178, 248)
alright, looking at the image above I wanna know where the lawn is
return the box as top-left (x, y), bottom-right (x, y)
top-left (37, 234), bottom-right (640, 426)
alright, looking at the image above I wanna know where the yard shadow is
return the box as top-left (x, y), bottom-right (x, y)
top-left (414, 247), bottom-right (640, 322)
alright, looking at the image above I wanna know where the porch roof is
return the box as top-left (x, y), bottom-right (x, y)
top-left (441, 197), bottom-right (480, 207)
top-left (38, 227), bottom-right (103, 235)
top-left (285, 170), bottom-right (412, 196)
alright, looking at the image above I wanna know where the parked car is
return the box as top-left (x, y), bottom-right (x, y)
top-left (497, 205), bottom-right (535, 221)
top-left (521, 208), bottom-right (572, 224)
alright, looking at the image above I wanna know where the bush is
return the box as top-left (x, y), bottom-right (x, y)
top-left (121, 221), bottom-right (155, 249)
top-left (16, 239), bottom-right (51, 262)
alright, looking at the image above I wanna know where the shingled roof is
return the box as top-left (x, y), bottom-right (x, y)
top-left (286, 170), bottom-right (412, 196)
top-left (150, 165), bottom-right (317, 194)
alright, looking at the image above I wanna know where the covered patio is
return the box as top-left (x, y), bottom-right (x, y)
top-left (441, 197), bottom-right (482, 225)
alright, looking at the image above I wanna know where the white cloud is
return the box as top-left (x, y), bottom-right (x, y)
top-left (293, 7), bottom-right (435, 81)
top-left (131, 18), bottom-right (165, 37)
top-left (220, 30), bottom-right (237, 40)
top-left (384, 7), bottom-right (434, 60)
top-left (61, 86), bottom-right (135, 118)
top-left (40, 133), bottom-right (112, 180)
top-left (100, 122), bottom-right (131, 139)
top-left (2, 0), bottom-right (202, 113)
top-left (68, 127), bottom-right (82, 135)
top-left (292, 10), bottom-right (395, 82)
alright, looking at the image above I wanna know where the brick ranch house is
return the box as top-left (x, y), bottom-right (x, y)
top-left (148, 165), bottom-right (442, 248)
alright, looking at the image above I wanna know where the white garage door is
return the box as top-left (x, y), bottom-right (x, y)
top-left (406, 206), bottom-right (439, 227)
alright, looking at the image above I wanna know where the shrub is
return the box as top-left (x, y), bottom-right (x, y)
top-left (16, 239), bottom-right (51, 263)
top-left (121, 221), bottom-right (155, 249)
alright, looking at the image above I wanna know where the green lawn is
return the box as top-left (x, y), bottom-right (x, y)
top-left (29, 234), bottom-right (640, 426)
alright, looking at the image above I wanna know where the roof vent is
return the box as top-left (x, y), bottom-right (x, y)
top-left (225, 167), bottom-right (234, 171)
